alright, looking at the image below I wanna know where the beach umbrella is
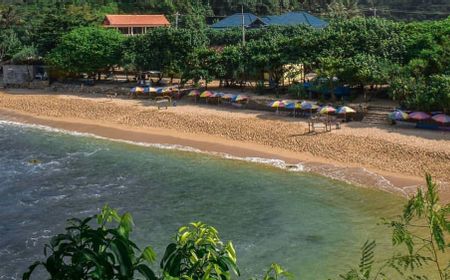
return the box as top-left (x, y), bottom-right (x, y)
top-left (336, 106), bottom-right (356, 114)
top-left (130, 86), bottom-right (144, 93)
top-left (388, 110), bottom-right (409, 121)
top-left (222, 94), bottom-right (235, 100)
top-left (300, 101), bottom-right (318, 110)
top-left (432, 114), bottom-right (450, 124)
top-left (285, 102), bottom-right (297, 110)
top-left (285, 102), bottom-right (302, 117)
top-left (269, 100), bottom-right (286, 108)
top-left (200, 91), bottom-right (214, 98)
top-left (409, 111), bottom-right (431, 121)
top-left (234, 95), bottom-right (248, 102)
top-left (211, 92), bottom-right (224, 98)
top-left (319, 105), bottom-right (336, 115)
top-left (188, 90), bottom-right (200, 97)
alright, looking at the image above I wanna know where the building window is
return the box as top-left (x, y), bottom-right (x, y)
top-left (133, 27), bottom-right (144, 35)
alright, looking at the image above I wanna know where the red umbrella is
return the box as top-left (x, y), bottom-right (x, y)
top-left (432, 114), bottom-right (450, 124)
top-left (409, 112), bottom-right (431, 121)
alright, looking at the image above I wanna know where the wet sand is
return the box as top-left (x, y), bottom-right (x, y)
top-left (1, 90), bottom-right (449, 201)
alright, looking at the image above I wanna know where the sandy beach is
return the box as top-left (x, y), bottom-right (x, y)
top-left (1, 90), bottom-right (449, 201)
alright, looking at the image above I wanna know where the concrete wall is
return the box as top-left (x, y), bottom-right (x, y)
top-left (3, 65), bottom-right (35, 85)
top-left (2, 65), bottom-right (49, 87)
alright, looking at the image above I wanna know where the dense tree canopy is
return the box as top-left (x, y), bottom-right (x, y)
top-left (0, 0), bottom-right (449, 111)
top-left (46, 27), bottom-right (124, 77)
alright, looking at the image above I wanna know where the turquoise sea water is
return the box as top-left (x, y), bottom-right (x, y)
top-left (0, 121), bottom-right (404, 279)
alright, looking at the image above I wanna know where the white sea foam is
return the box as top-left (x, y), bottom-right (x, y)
top-left (0, 119), bottom-right (398, 193)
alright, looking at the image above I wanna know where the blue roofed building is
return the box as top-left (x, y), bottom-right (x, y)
top-left (262, 12), bottom-right (328, 28)
top-left (210, 11), bottom-right (327, 29)
top-left (210, 13), bottom-right (266, 29)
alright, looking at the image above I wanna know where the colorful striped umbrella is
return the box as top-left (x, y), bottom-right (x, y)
top-left (300, 101), bottom-right (318, 110)
top-left (221, 94), bottom-right (235, 100)
top-left (211, 92), bottom-right (224, 98)
top-left (200, 91), bottom-right (213, 98)
top-left (131, 86), bottom-right (144, 93)
top-left (409, 112), bottom-right (431, 121)
top-left (388, 110), bottom-right (409, 121)
top-left (285, 102), bottom-right (302, 112)
top-left (269, 100), bottom-right (286, 108)
top-left (432, 114), bottom-right (450, 124)
top-left (319, 105), bottom-right (336, 115)
top-left (188, 90), bottom-right (200, 97)
top-left (234, 95), bottom-right (248, 102)
top-left (336, 106), bottom-right (356, 114)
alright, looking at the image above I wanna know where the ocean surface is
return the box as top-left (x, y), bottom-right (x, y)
top-left (0, 120), bottom-right (404, 279)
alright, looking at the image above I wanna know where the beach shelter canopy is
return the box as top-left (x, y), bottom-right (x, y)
top-left (388, 110), bottom-right (409, 121)
top-left (432, 114), bottom-right (450, 124)
top-left (409, 111), bottom-right (431, 121)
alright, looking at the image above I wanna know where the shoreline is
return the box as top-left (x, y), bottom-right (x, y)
top-left (1, 90), bottom-right (449, 202)
top-left (0, 107), bottom-right (439, 201)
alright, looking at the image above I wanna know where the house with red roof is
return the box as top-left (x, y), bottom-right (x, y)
top-left (103, 15), bottom-right (170, 35)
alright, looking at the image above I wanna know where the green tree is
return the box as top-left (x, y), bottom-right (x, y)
top-left (387, 174), bottom-right (450, 280)
top-left (24, 205), bottom-right (290, 280)
top-left (217, 45), bottom-right (246, 87)
top-left (246, 34), bottom-right (290, 88)
top-left (326, 0), bottom-right (361, 19)
top-left (315, 56), bottom-right (344, 101)
top-left (23, 205), bottom-right (157, 280)
top-left (0, 29), bottom-right (22, 62)
top-left (22, 2), bottom-right (103, 55)
top-left (428, 75), bottom-right (450, 113)
top-left (340, 175), bottom-right (450, 280)
top-left (340, 54), bottom-right (392, 101)
top-left (131, 28), bottom-right (208, 82)
top-left (46, 26), bottom-right (124, 79)
top-left (161, 222), bottom-right (239, 280)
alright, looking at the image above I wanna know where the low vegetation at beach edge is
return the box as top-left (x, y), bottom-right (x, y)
top-left (24, 175), bottom-right (450, 280)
